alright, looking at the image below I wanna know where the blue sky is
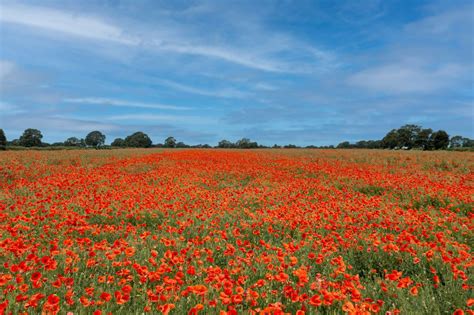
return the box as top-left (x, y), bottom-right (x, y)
top-left (0, 0), bottom-right (472, 145)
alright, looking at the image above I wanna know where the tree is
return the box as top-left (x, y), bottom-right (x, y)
top-left (64, 137), bottom-right (81, 147)
top-left (176, 141), bottom-right (189, 148)
top-left (450, 135), bottom-right (463, 148)
top-left (381, 129), bottom-right (399, 149)
top-left (0, 129), bottom-right (6, 150)
top-left (463, 138), bottom-right (474, 148)
top-left (415, 128), bottom-right (433, 150)
top-left (355, 140), bottom-right (368, 149)
top-left (397, 124), bottom-right (421, 149)
top-left (236, 138), bottom-right (258, 149)
top-left (9, 139), bottom-right (19, 146)
top-left (430, 130), bottom-right (449, 150)
top-left (337, 141), bottom-right (351, 149)
top-left (124, 132), bottom-right (152, 148)
top-left (164, 136), bottom-right (176, 148)
top-left (85, 131), bottom-right (106, 148)
top-left (19, 128), bottom-right (43, 147)
top-left (449, 135), bottom-right (473, 148)
top-left (218, 140), bottom-right (234, 148)
top-left (111, 138), bottom-right (126, 147)
top-left (366, 140), bottom-right (381, 149)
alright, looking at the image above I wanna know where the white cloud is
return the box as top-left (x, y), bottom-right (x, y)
top-left (348, 63), bottom-right (466, 93)
top-left (254, 82), bottom-right (277, 91)
top-left (154, 78), bottom-right (250, 99)
top-left (0, 3), bottom-right (335, 73)
top-left (106, 114), bottom-right (215, 124)
top-left (0, 115), bottom-right (120, 133)
top-left (404, 6), bottom-right (473, 37)
top-left (64, 97), bottom-right (191, 110)
top-left (346, 4), bottom-right (473, 95)
top-left (155, 38), bottom-right (336, 74)
top-left (156, 42), bottom-right (288, 73)
top-left (0, 4), bottom-right (138, 45)
top-left (0, 59), bottom-right (53, 98)
top-left (0, 60), bottom-right (16, 79)
top-left (0, 101), bottom-right (16, 111)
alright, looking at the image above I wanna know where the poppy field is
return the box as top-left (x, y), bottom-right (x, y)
top-left (0, 149), bottom-right (473, 315)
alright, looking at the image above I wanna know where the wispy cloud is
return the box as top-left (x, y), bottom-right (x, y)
top-left (0, 114), bottom-right (121, 133)
top-left (0, 59), bottom-right (60, 103)
top-left (0, 3), bottom-right (335, 73)
top-left (0, 4), bottom-right (138, 45)
top-left (64, 97), bottom-right (191, 110)
top-left (0, 60), bottom-right (16, 79)
top-left (348, 63), bottom-right (466, 93)
top-left (1, 1), bottom-right (472, 145)
top-left (155, 43), bottom-right (289, 73)
top-left (106, 114), bottom-right (215, 124)
top-left (254, 82), bottom-right (277, 91)
top-left (333, 0), bottom-right (387, 25)
top-left (154, 78), bottom-right (250, 99)
top-left (0, 101), bottom-right (18, 111)
top-left (404, 5), bottom-right (473, 38)
top-left (346, 3), bottom-right (473, 95)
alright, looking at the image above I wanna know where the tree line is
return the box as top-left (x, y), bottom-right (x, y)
top-left (336, 124), bottom-right (473, 150)
top-left (0, 129), bottom-right (212, 150)
top-left (0, 124), bottom-right (472, 151)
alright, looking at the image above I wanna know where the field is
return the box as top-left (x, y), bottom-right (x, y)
top-left (0, 149), bottom-right (472, 315)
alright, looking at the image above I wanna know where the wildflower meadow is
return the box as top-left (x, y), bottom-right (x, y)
top-left (0, 149), bottom-right (472, 314)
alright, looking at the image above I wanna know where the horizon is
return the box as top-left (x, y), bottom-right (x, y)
top-left (0, 123), bottom-right (466, 148)
top-left (1, 1), bottom-right (473, 146)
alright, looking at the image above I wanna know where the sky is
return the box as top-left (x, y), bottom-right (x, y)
top-left (0, 0), bottom-right (473, 146)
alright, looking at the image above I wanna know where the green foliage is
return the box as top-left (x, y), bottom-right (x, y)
top-left (236, 138), bottom-right (258, 148)
top-left (218, 139), bottom-right (235, 148)
top-left (176, 141), bottom-right (189, 148)
top-left (379, 125), bottom-right (451, 150)
top-left (85, 130), bottom-right (106, 148)
top-left (356, 185), bottom-right (386, 196)
top-left (415, 128), bottom-right (433, 149)
top-left (0, 128), bottom-right (6, 150)
top-left (451, 202), bottom-right (473, 217)
top-left (381, 129), bottom-right (400, 149)
top-left (64, 137), bottom-right (84, 147)
top-left (411, 195), bottom-right (449, 210)
top-left (431, 130), bottom-right (450, 150)
top-left (18, 128), bottom-right (43, 147)
top-left (111, 138), bottom-right (125, 147)
top-left (450, 135), bottom-right (474, 148)
top-left (164, 136), bottom-right (177, 148)
top-left (124, 131), bottom-right (152, 148)
top-left (4, 124), bottom-right (471, 151)
top-left (217, 138), bottom-right (258, 149)
top-left (337, 141), bottom-right (351, 149)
